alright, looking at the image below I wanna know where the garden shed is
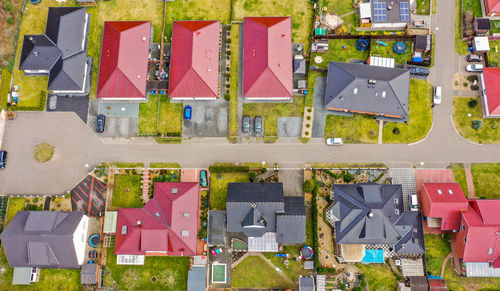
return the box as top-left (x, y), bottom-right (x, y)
top-left (473, 36), bottom-right (490, 53)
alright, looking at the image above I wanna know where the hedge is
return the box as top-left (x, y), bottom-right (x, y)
top-left (208, 165), bottom-right (250, 173)
top-left (0, 70), bottom-right (12, 109)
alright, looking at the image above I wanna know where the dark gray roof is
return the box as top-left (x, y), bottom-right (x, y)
top-left (299, 276), bottom-right (315, 291)
top-left (415, 35), bottom-right (431, 52)
top-left (276, 215), bottom-right (306, 244)
top-left (371, 0), bottom-right (410, 24)
top-left (284, 197), bottom-right (306, 215)
top-left (0, 211), bottom-right (85, 268)
top-left (294, 58), bottom-right (306, 75)
top-left (46, 7), bottom-right (88, 58)
top-left (48, 52), bottom-right (87, 91)
top-left (227, 183), bottom-right (284, 203)
top-left (208, 210), bottom-right (226, 246)
top-left (227, 202), bottom-right (282, 237)
top-left (325, 61), bottom-right (410, 121)
top-left (80, 263), bottom-right (97, 285)
top-left (474, 18), bottom-right (491, 31)
top-left (187, 267), bottom-right (207, 291)
top-left (332, 183), bottom-right (424, 255)
top-left (19, 35), bottom-right (61, 71)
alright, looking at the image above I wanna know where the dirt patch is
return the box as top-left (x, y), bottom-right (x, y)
top-left (317, 195), bottom-right (337, 268)
top-left (453, 73), bottom-right (479, 91)
top-left (0, 0), bottom-right (23, 67)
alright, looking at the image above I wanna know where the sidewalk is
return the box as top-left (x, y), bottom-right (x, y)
top-left (465, 167), bottom-right (475, 198)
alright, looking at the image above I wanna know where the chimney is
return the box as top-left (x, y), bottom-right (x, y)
top-left (368, 212), bottom-right (374, 218)
top-left (33, 51), bottom-right (39, 56)
top-left (136, 220), bottom-right (142, 226)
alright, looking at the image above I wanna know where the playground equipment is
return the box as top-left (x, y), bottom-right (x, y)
top-left (89, 234), bottom-right (100, 248)
top-left (393, 42), bottom-right (407, 54)
top-left (377, 41), bottom-right (388, 46)
top-left (300, 246), bottom-right (314, 259)
top-left (356, 38), bottom-right (370, 51)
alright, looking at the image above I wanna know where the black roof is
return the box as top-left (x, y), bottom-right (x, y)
top-left (48, 52), bottom-right (88, 91)
top-left (80, 263), bottom-right (97, 285)
top-left (371, 0), bottom-right (410, 24)
top-left (19, 35), bottom-right (61, 71)
top-left (474, 18), bottom-right (492, 30)
top-left (207, 210), bottom-right (226, 246)
top-left (325, 61), bottom-right (410, 121)
top-left (227, 182), bottom-right (284, 203)
top-left (46, 7), bottom-right (88, 58)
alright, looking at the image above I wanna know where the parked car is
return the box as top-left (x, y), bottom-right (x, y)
top-left (410, 194), bottom-right (419, 211)
top-left (254, 116), bottom-right (262, 134)
top-left (183, 105), bottom-right (192, 120)
top-left (242, 115), bottom-right (250, 134)
top-left (326, 138), bottom-right (343, 145)
top-left (200, 170), bottom-right (208, 188)
top-left (466, 54), bottom-right (483, 62)
top-left (0, 150), bottom-right (7, 170)
top-left (96, 114), bottom-right (106, 133)
top-left (409, 66), bottom-right (430, 76)
top-left (466, 64), bottom-right (484, 72)
top-left (433, 86), bottom-right (442, 105)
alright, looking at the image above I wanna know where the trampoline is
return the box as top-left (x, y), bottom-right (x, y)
top-left (393, 42), bottom-right (407, 54)
top-left (300, 246), bottom-right (314, 259)
top-left (89, 234), bottom-right (100, 248)
top-left (356, 38), bottom-right (370, 51)
top-left (30, 0), bottom-right (41, 4)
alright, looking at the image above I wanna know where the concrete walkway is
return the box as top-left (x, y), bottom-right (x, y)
top-left (441, 253), bottom-right (453, 278)
top-left (465, 167), bottom-right (475, 198)
top-left (378, 120), bottom-right (383, 144)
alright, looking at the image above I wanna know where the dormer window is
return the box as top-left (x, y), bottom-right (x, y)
top-left (395, 209), bottom-right (399, 215)
top-left (394, 198), bottom-right (399, 204)
top-left (183, 213), bottom-right (190, 217)
top-left (181, 230), bottom-right (189, 237)
top-left (489, 248), bottom-right (494, 255)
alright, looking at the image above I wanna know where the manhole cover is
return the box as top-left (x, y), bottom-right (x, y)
top-left (49, 95), bottom-right (57, 110)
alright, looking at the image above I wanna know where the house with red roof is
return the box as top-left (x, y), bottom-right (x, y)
top-left (420, 183), bottom-right (468, 232)
top-left (484, 0), bottom-right (500, 16)
top-left (97, 21), bottom-right (151, 100)
top-left (243, 17), bottom-right (293, 100)
top-left (114, 182), bottom-right (199, 264)
top-left (479, 68), bottom-right (500, 118)
top-left (169, 21), bottom-right (220, 100)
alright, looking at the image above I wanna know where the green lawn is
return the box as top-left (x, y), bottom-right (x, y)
top-left (150, 163), bottom-right (181, 168)
top-left (356, 263), bottom-right (398, 291)
top-left (311, 39), bottom-right (369, 69)
top-left (455, 0), bottom-right (469, 55)
top-left (383, 79), bottom-right (432, 143)
top-left (229, 24), bottom-right (239, 139)
top-left (305, 71), bottom-right (324, 107)
top-left (243, 96), bottom-right (305, 139)
top-left (324, 114), bottom-right (379, 144)
top-left (209, 172), bottom-right (249, 210)
top-left (158, 96), bottom-right (183, 135)
top-left (138, 95), bottom-right (159, 135)
top-left (471, 164), bottom-right (500, 199)
top-left (451, 163), bottom-right (470, 197)
top-left (233, 0), bottom-right (314, 49)
top-left (105, 248), bottom-right (189, 290)
top-left (231, 255), bottom-right (294, 289)
top-left (491, 21), bottom-right (500, 34)
top-left (452, 97), bottom-right (500, 144)
top-left (370, 40), bottom-right (412, 64)
top-left (4, 197), bottom-right (26, 226)
top-left (263, 246), bottom-right (311, 282)
top-left (111, 174), bottom-right (143, 209)
top-left (443, 261), bottom-right (500, 291)
top-left (487, 41), bottom-right (500, 67)
top-left (327, 0), bottom-right (354, 16)
top-left (416, 0), bottom-right (431, 15)
top-left (113, 163), bottom-right (144, 168)
top-left (463, 0), bottom-right (483, 17)
top-left (424, 234), bottom-right (451, 276)
top-left (1, 70), bottom-right (12, 109)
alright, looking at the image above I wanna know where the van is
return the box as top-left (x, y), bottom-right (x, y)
top-left (0, 151), bottom-right (7, 170)
top-left (433, 86), bottom-right (442, 105)
top-left (410, 194), bottom-right (418, 211)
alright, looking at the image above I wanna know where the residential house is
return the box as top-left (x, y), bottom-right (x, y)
top-left (243, 17), bottom-right (293, 100)
top-left (324, 61), bottom-right (410, 122)
top-left (332, 183), bottom-right (425, 263)
top-left (420, 183), bottom-right (468, 231)
top-left (359, 0), bottom-right (410, 30)
top-left (474, 18), bottom-right (492, 35)
top-left (479, 67), bottom-right (500, 117)
top-left (169, 20), bottom-right (220, 100)
top-left (226, 183), bottom-right (305, 252)
top-left (114, 182), bottom-right (199, 264)
top-left (484, 0), bottom-right (500, 16)
top-left (19, 7), bottom-right (91, 95)
top-left (299, 276), bottom-right (315, 291)
top-left (97, 21), bottom-right (151, 100)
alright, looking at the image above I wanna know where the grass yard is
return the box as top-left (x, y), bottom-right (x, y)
top-left (1, 70), bottom-right (12, 109)
top-left (452, 97), bottom-right (500, 143)
top-left (491, 21), bottom-right (500, 34)
top-left (263, 246), bottom-right (311, 282)
top-left (229, 24), bottom-right (240, 139)
top-left (209, 172), bottom-right (249, 210)
top-left (327, 0), bottom-right (354, 16)
top-left (233, 0), bottom-right (314, 49)
top-left (463, 0), bottom-right (483, 17)
top-left (370, 40), bottom-right (412, 64)
top-left (138, 95), bottom-right (159, 135)
top-left (356, 263), bottom-right (398, 291)
top-left (150, 162), bottom-right (181, 168)
top-left (305, 71), bottom-right (325, 107)
top-left (416, 0), bottom-right (431, 15)
top-left (242, 96), bottom-right (305, 138)
top-left (311, 39), bottom-right (369, 69)
top-left (231, 255), bottom-right (294, 289)
top-left (4, 197), bottom-right (26, 226)
top-left (158, 96), bottom-right (183, 135)
top-left (443, 261), bottom-right (500, 291)
top-left (324, 114), bottom-right (379, 144)
top-left (105, 248), bottom-right (189, 290)
top-left (424, 234), bottom-right (451, 276)
top-left (471, 164), bottom-right (500, 199)
top-left (487, 41), bottom-right (500, 67)
top-left (383, 79), bottom-right (432, 143)
top-left (455, 0), bottom-right (469, 55)
top-left (451, 163), bottom-right (470, 197)
top-left (111, 174), bottom-right (143, 209)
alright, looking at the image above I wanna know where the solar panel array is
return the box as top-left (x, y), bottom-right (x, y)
top-left (400, 2), bottom-right (410, 22)
top-left (373, 0), bottom-right (387, 22)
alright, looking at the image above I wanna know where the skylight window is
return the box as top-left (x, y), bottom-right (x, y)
top-left (171, 188), bottom-right (178, 194)
top-left (181, 230), bottom-right (189, 237)
top-left (437, 189), bottom-right (442, 194)
top-left (183, 213), bottom-right (190, 217)
top-left (448, 189), bottom-right (453, 194)
top-left (489, 248), bottom-right (494, 255)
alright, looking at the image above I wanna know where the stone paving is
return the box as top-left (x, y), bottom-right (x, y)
top-left (388, 168), bottom-right (417, 211)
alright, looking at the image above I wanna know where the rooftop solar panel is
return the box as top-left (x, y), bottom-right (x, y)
top-left (373, 2), bottom-right (387, 22)
top-left (400, 2), bottom-right (410, 22)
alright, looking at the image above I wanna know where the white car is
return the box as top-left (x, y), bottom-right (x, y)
top-left (410, 194), bottom-right (419, 211)
top-left (326, 138), bottom-right (343, 145)
top-left (466, 64), bottom-right (483, 72)
top-left (433, 86), bottom-right (442, 105)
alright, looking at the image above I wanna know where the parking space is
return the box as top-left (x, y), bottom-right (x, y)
top-left (278, 169), bottom-right (304, 196)
top-left (46, 94), bottom-right (90, 123)
top-left (277, 117), bottom-right (302, 138)
top-left (182, 100), bottom-right (229, 138)
top-left (87, 100), bottom-right (139, 138)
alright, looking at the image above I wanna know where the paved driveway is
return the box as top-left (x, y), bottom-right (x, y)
top-left (182, 100), bottom-right (229, 138)
top-left (278, 170), bottom-right (304, 196)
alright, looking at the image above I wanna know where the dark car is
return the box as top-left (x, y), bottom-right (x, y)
top-left (466, 54), bottom-right (483, 62)
top-left (200, 170), bottom-right (208, 188)
top-left (184, 105), bottom-right (192, 120)
top-left (254, 116), bottom-right (262, 134)
top-left (96, 114), bottom-right (106, 133)
top-left (410, 67), bottom-right (430, 76)
top-left (0, 151), bottom-right (6, 170)
top-left (242, 115), bottom-right (250, 134)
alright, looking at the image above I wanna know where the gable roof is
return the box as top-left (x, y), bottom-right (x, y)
top-left (243, 17), bottom-right (293, 98)
top-left (97, 21), bottom-right (150, 99)
top-left (422, 183), bottom-right (468, 230)
top-left (114, 182), bottom-right (199, 256)
top-left (332, 183), bottom-right (424, 254)
top-left (0, 211), bottom-right (84, 268)
top-left (325, 61), bottom-right (410, 120)
top-left (481, 68), bottom-right (500, 117)
top-left (19, 35), bottom-right (61, 71)
top-left (46, 7), bottom-right (88, 58)
top-left (169, 21), bottom-right (220, 98)
top-left (485, 0), bottom-right (500, 14)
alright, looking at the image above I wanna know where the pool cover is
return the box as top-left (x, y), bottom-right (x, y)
top-left (362, 249), bottom-right (384, 263)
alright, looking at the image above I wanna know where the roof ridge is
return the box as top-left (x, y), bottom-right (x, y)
top-left (387, 72), bottom-right (410, 116)
top-left (115, 67), bottom-right (145, 97)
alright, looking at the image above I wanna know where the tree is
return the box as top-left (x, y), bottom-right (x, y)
top-left (304, 180), bottom-right (315, 192)
top-left (472, 120), bottom-right (483, 130)
top-left (343, 173), bottom-right (354, 183)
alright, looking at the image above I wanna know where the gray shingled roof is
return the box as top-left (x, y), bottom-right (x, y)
top-left (46, 7), bottom-right (88, 58)
top-left (80, 263), bottom-right (97, 285)
top-left (324, 61), bottom-right (410, 121)
top-left (299, 276), bottom-right (315, 291)
top-left (332, 183), bottom-right (424, 255)
top-left (48, 51), bottom-right (87, 91)
top-left (208, 210), bottom-right (226, 246)
top-left (0, 211), bottom-right (85, 268)
top-left (227, 183), bottom-right (284, 203)
top-left (187, 267), bottom-right (207, 291)
top-left (370, 0), bottom-right (410, 24)
top-left (19, 35), bottom-right (61, 71)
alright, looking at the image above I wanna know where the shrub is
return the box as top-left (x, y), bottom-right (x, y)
top-left (248, 171), bottom-right (257, 182)
top-left (470, 84), bottom-right (479, 91)
top-left (33, 198), bottom-right (39, 203)
top-left (25, 204), bottom-right (38, 211)
top-left (392, 127), bottom-right (400, 135)
top-left (306, 124), bottom-right (310, 128)
top-left (261, 167), bottom-right (267, 173)
top-left (472, 119), bottom-right (483, 130)
top-left (467, 75), bottom-right (478, 82)
top-left (303, 179), bottom-right (315, 192)
top-left (372, 172), bottom-right (385, 183)
top-left (226, 38), bottom-right (231, 44)
top-left (307, 116), bottom-right (311, 120)
top-left (224, 94), bottom-right (230, 101)
top-left (34, 143), bottom-right (55, 163)
top-left (343, 172), bottom-right (354, 183)
top-left (307, 108), bottom-right (312, 113)
top-left (225, 73), bottom-right (230, 78)
top-left (6, 16), bottom-right (14, 25)
top-left (468, 99), bottom-right (478, 108)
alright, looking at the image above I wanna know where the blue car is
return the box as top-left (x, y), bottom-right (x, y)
top-left (184, 106), bottom-right (192, 120)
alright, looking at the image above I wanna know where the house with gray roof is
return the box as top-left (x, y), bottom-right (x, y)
top-left (359, 0), bottom-right (410, 30)
top-left (332, 183), bottom-right (424, 262)
top-left (226, 183), bottom-right (306, 252)
top-left (19, 7), bottom-right (91, 95)
top-left (0, 211), bottom-right (89, 269)
top-left (324, 61), bottom-right (410, 122)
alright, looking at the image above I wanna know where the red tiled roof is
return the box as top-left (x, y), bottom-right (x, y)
top-left (422, 183), bottom-right (468, 231)
top-left (97, 21), bottom-right (150, 99)
top-left (169, 21), bottom-right (220, 98)
top-left (429, 279), bottom-right (447, 290)
top-left (115, 182), bottom-right (199, 256)
top-left (482, 68), bottom-right (500, 116)
top-left (243, 17), bottom-right (293, 98)
top-left (486, 0), bottom-right (500, 14)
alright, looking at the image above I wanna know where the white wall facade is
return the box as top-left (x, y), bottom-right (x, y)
top-left (72, 215), bottom-right (89, 265)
